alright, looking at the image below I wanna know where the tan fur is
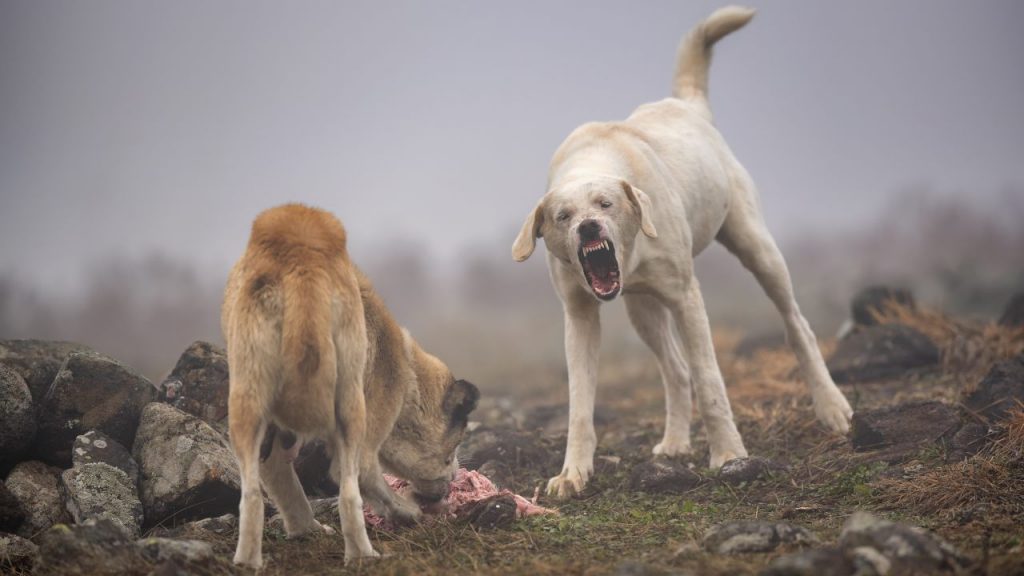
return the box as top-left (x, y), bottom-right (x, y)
top-left (673, 6), bottom-right (756, 106)
top-left (223, 203), bottom-right (478, 568)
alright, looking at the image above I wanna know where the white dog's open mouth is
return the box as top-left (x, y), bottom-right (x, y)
top-left (579, 239), bottom-right (620, 300)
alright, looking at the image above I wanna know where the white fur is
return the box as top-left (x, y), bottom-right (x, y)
top-left (512, 6), bottom-right (852, 499)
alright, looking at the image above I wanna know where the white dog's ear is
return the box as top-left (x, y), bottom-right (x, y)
top-left (622, 181), bottom-right (657, 238)
top-left (512, 199), bottom-right (545, 262)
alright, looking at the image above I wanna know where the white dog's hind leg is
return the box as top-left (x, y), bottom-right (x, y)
top-left (717, 207), bottom-right (853, 433)
top-left (664, 277), bottom-right (748, 469)
top-left (547, 294), bottom-right (601, 499)
top-left (625, 293), bottom-right (693, 456)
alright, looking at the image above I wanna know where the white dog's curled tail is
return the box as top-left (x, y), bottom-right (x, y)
top-left (673, 5), bottom-right (755, 104)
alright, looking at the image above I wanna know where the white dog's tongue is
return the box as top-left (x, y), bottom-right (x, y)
top-left (590, 269), bottom-right (617, 294)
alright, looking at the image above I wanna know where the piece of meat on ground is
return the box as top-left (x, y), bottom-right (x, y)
top-left (364, 468), bottom-right (556, 529)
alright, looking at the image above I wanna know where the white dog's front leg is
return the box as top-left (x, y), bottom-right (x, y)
top-left (624, 293), bottom-right (693, 457)
top-left (547, 296), bottom-right (601, 499)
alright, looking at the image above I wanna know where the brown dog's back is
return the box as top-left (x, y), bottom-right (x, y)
top-left (224, 203), bottom-right (361, 435)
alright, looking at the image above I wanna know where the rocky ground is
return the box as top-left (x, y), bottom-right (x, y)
top-left (1, 288), bottom-right (1023, 575)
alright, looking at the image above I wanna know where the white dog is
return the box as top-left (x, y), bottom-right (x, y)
top-left (512, 6), bottom-right (852, 499)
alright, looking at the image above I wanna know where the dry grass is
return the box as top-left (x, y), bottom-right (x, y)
top-left (873, 407), bottom-right (1024, 519)
top-left (873, 301), bottom-right (1024, 386)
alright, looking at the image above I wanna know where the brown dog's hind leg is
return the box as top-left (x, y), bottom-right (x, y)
top-left (229, 389), bottom-right (268, 568)
top-left (333, 390), bottom-right (378, 562)
top-left (261, 430), bottom-right (323, 537)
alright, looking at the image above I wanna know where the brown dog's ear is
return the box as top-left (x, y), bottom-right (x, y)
top-left (511, 198), bottom-right (545, 262)
top-left (444, 379), bottom-right (480, 429)
top-left (622, 181), bottom-right (658, 238)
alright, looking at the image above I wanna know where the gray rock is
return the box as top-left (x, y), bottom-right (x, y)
top-left (850, 286), bottom-right (916, 327)
top-left (850, 401), bottom-right (960, 461)
top-left (718, 457), bottom-right (779, 484)
top-left (760, 546), bottom-right (854, 576)
top-left (61, 463), bottom-right (144, 538)
top-left (4, 461), bottom-right (70, 539)
top-left (998, 292), bottom-right (1024, 327)
top-left (703, 521), bottom-right (818, 554)
top-left (827, 324), bottom-right (940, 383)
top-left (0, 532), bottom-right (38, 571)
top-left (839, 511), bottom-right (970, 574)
top-left (964, 354), bottom-right (1024, 423)
top-left (34, 517), bottom-right (231, 576)
top-left (34, 351), bottom-right (157, 467)
top-left (0, 340), bottom-right (92, 402)
top-left (628, 460), bottom-right (702, 495)
top-left (158, 341), bottom-right (230, 432)
top-left (33, 519), bottom-right (148, 576)
top-left (135, 537), bottom-right (215, 565)
top-left (0, 481), bottom-right (26, 533)
top-left (0, 364), bottom-right (36, 470)
top-left (133, 402), bottom-right (240, 527)
top-left (847, 546), bottom-right (893, 576)
top-left (72, 430), bottom-right (139, 486)
top-left (181, 513), bottom-right (238, 537)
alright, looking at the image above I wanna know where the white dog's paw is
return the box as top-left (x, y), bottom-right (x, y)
top-left (546, 466), bottom-right (590, 499)
top-left (344, 547), bottom-right (381, 565)
top-left (708, 449), bottom-right (744, 470)
top-left (813, 389), bottom-right (853, 434)
top-left (233, 551), bottom-right (263, 569)
top-left (317, 521), bottom-right (336, 536)
top-left (708, 435), bottom-right (749, 470)
top-left (652, 437), bottom-right (692, 457)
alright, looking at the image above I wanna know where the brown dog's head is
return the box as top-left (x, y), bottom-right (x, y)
top-left (379, 334), bottom-right (479, 503)
top-left (512, 177), bottom-right (657, 301)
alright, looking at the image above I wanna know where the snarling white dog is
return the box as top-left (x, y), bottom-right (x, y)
top-left (512, 6), bottom-right (853, 499)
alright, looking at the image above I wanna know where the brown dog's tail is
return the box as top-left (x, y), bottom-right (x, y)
top-left (673, 5), bottom-right (755, 105)
top-left (278, 266), bottom-right (337, 433)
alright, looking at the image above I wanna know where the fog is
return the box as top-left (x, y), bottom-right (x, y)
top-left (1, 1), bottom-right (1022, 382)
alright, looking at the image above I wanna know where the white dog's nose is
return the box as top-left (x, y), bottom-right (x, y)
top-left (579, 219), bottom-right (602, 240)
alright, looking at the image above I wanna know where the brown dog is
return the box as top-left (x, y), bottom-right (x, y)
top-left (223, 203), bottom-right (479, 568)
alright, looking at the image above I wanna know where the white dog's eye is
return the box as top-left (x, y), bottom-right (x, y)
top-left (557, 211), bottom-right (571, 222)
top-left (600, 200), bottom-right (612, 209)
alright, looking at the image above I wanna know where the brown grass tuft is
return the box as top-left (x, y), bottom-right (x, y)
top-left (873, 407), bottom-right (1024, 518)
top-left (873, 301), bottom-right (1024, 386)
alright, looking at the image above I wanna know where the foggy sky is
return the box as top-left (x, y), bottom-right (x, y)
top-left (2, 0), bottom-right (1023, 294)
